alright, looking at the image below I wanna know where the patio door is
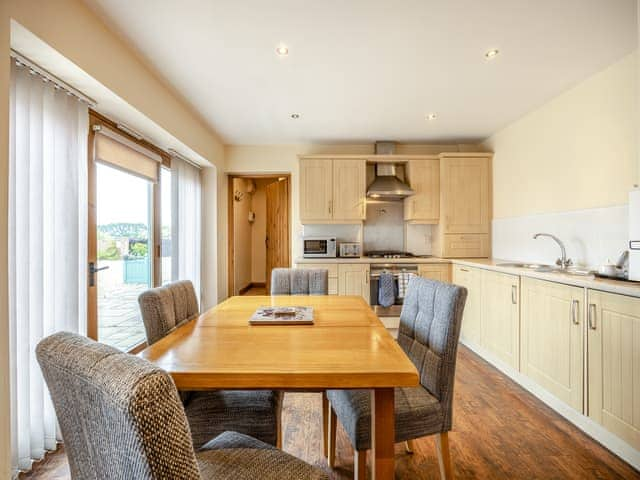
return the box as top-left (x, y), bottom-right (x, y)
top-left (88, 113), bottom-right (168, 351)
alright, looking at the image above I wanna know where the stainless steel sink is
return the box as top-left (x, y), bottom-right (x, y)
top-left (496, 262), bottom-right (554, 270)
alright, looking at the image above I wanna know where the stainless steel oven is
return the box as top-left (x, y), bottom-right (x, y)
top-left (369, 264), bottom-right (418, 317)
top-left (302, 236), bottom-right (337, 258)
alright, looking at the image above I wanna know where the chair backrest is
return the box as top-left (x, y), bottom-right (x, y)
top-left (398, 276), bottom-right (467, 430)
top-left (270, 268), bottom-right (328, 295)
top-left (138, 280), bottom-right (199, 345)
top-left (36, 332), bottom-right (201, 480)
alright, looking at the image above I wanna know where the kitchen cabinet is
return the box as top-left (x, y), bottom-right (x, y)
top-left (587, 290), bottom-right (640, 450)
top-left (418, 264), bottom-right (451, 283)
top-left (295, 262), bottom-right (338, 295)
top-left (433, 155), bottom-right (492, 258)
top-left (452, 265), bottom-right (482, 345)
top-left (299, 158), bottom-right (366, 223)
top-left (338, 264), bottom-right (370, 303)
top-left (480, 270), bottom-right (520, 370)
top-left (404, 159), bottom-right (439, 223)
top-left (521, 277), bottom-right (583, 411)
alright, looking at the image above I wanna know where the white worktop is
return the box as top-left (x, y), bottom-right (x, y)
top-left (294, 256), bottom-right (451, 265)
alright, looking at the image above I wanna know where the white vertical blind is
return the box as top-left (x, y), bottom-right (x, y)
top-left (9, 61), bottom-right (88, 475)
top-left (171, 157), bottom-right (202, 303)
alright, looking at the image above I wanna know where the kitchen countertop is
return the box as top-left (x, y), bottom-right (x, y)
top-left (294, 256), bottom-right (452, 265)
top-left (451, 258), bottom-right (640, 299)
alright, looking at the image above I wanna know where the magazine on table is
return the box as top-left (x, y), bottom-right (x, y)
top-left (249, 306), bottom-right (314, 325)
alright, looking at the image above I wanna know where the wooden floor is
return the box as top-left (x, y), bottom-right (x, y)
top-left (21, 346), bottom-right (639, 479)
top-left (241, 286), bottom-right (267, 296)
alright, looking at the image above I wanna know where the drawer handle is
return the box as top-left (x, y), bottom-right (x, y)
top-left (570, 299), bottom-right (579, 325)
top-left (460, 268), bottom-right (469, 273)
top-left (588, 303), bottom-right (597, 330)
top-left (511, 285), bottom-right (517, 305)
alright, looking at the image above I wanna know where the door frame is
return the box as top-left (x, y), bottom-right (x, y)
top-left (227, 173), bottom-right (291, 297)
top-left (87, 110), bottom-right (171, 352)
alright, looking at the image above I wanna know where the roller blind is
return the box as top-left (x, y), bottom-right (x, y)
top-left (94, 126), bottom-right (161, 182)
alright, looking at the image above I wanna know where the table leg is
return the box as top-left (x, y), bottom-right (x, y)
top-left (371, 388), bottom-right (395, 480)
top-left (322, 391), bottom-right (329, 458)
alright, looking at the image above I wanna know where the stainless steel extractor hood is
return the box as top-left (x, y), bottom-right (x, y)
top-left (366, 164), bottom-right (414, 200)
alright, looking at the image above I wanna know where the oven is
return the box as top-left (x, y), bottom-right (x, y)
top-left (369, 264), bottom-right (418, 317)
top-left (302, 236), bottom-right (337, 258)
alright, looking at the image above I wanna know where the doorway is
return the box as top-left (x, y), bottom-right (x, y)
top-left (228, 175), bottom-right (290, 296)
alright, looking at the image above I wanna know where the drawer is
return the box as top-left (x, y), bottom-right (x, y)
top-left (418, 264), bottom-right (452, 283)
top-left (442, 234), bottom-right (489, 258)
top-left (295, 263), bottom-right (338, 277)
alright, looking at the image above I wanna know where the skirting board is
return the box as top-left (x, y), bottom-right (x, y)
top-left (460, 339), bottom-right (640, 471)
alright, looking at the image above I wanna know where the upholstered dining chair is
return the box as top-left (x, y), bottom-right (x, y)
top-left (325, 277), bottom-right (467, 480)
top-left (270, 268), bottom-right (329, 295)
top-left (36, 332), bottom-right (328, 480)
top-left (138, 280), bottom-right (282, 449)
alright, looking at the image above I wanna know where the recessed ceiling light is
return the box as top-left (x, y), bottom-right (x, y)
top-left (290, 113), bottom-right (300, 119)
top-left (485, 49), bottom-right (499, 59)
top-left (426, 113), bottom-right (437, 121)
top-left (276, 45), bottom-right (289, 56)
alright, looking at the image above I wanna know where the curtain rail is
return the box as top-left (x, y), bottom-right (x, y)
top-left (10, 49), bottom-right (97, 107)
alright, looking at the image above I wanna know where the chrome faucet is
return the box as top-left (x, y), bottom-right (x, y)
top-left (533, 233), bottom-right (573, 269)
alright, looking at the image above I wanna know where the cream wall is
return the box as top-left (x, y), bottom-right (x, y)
top-left (0, 1), bottom-right (225, 473)
top-left (251, 179), bottom-right (272, 284)
top-left (232, 178), bottom-right (253, 293)
top-left (485, 52), bottom-right (638, 220)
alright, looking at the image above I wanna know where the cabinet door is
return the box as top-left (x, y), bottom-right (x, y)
top-left (418, 264), bottom-right (451, 283)
top-left (299, 159), bottom-right (333, 222)
top-left (404, 159), bottom-right (439, 223)
top-left (480, 270), bottom-right (520, 370)
top-left (338, 264), bottom-right (369, 303)
top-left (588, 290), bottom-right (640, 450)
top-left (440, 157), bottom-right (490, 234)
top-left (452, 265), bottom-right (482, 345)
top-left (332, 159), bottom-right (366, 221)
top-left (521, 277), bottom-right (583, 411)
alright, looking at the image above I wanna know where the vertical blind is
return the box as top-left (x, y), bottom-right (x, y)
top-left (8, 61), bottom-right (89, 475)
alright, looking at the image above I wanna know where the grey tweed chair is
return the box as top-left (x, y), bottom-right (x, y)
top-left (270, 268), bottom-right (328, 295)
top-left (138, 280), bottom-right (282, 449)
top-left (36, 332), bottom-right (328, 480)
top-left (325, 277), bottom-right (467, 480)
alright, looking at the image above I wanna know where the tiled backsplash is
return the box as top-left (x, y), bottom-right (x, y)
top-left (492, 204), bottom-right (629, 268)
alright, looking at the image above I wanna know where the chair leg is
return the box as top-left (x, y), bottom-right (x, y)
top-left (354, 449), bottom-right (367, 480)
top-left (435, 432), bottom-right (454, 480)
top-left (405, 439), bottom-right (416, 454)
top-left (328, 404), bottom-right (337, 468)
top-left (322, 391), bottom-right (329, 458)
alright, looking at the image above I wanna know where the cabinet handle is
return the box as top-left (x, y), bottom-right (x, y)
top-left (511, 285), bottom-right (517, 305)
top-left (588, 303), bottom-right (597, 330)
top-left (460, 268), bottom-right (469, 273)
top-left (328, 201), bottom-right (332, 215)
top-left (365, 270), bottom-right (369, 284)
top-left (571, 299), bottom-right (579, 325)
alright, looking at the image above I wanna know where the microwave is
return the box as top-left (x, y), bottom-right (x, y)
top-left (303, 236), bottom-right (337, 258)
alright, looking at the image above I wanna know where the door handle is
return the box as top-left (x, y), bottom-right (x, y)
top-left (88, 262), bottom-right (109, 287)
top-left (588, 303), bottom-right (597, 330)
top-left (571, 299), bottom-right (579, 325)
top-left (511, 285), bottom-right (517, 305)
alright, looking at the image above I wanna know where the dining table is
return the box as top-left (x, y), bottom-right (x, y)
top-left (139, 295), bottom-right (420, 480)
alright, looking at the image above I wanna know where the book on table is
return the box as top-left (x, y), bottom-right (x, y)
top-left (249, 306), bottom-right (314, 325)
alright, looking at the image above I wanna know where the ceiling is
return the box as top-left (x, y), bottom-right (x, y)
top-left (84, 0), bottom-right (637, 145)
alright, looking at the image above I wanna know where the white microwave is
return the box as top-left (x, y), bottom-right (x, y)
top-left (303, 236), bottom-right (337, 258)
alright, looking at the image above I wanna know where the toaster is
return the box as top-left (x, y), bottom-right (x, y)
top-left (339, 242), bottom-right (361, 258)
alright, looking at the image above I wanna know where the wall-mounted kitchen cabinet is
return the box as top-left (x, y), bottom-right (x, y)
top-left (433, 154), bottom-right (492, 258)
top-left (520, 277), bottom-right (583, 412)
top-left (418, 263), bottom-right (451, 283)
top-left (587, 290), bottom-right (640, 450)
top-left (337, 264), bottom-right (369, 303)
top-left (404, 159), bottom-right (440, 223)
top-left (299, 158), bottom-right (366, 223)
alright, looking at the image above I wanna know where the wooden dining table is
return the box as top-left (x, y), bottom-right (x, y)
top-left (139, 295), bottom-right (419, 479)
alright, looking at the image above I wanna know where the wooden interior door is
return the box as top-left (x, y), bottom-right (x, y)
top-left (265, 178), bottom-right (290, 293)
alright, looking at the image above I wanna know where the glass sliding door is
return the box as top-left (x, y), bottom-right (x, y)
top-left (161, 167), bottom-right (172, 284)
top-left (94, 162), bottom-right (153, 350)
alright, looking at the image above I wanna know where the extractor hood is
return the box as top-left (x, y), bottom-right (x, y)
top-left (366, 163), bottom-right (415, 200)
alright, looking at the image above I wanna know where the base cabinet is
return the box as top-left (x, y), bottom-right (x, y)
top-left (452, 265), bottom-right (482, 345)
top-left (295, 263), bottom-right (338, 294)
top-left (588, 290), bottom-right (640, 450)
top-left (338, 264), bottom-right (369, 303)
top-left (418, 264), bottom-right (451, 283)
top-left (480, 270), bottom-right (520, 370)
top-left (520, 277), bottom-right (584, 412)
